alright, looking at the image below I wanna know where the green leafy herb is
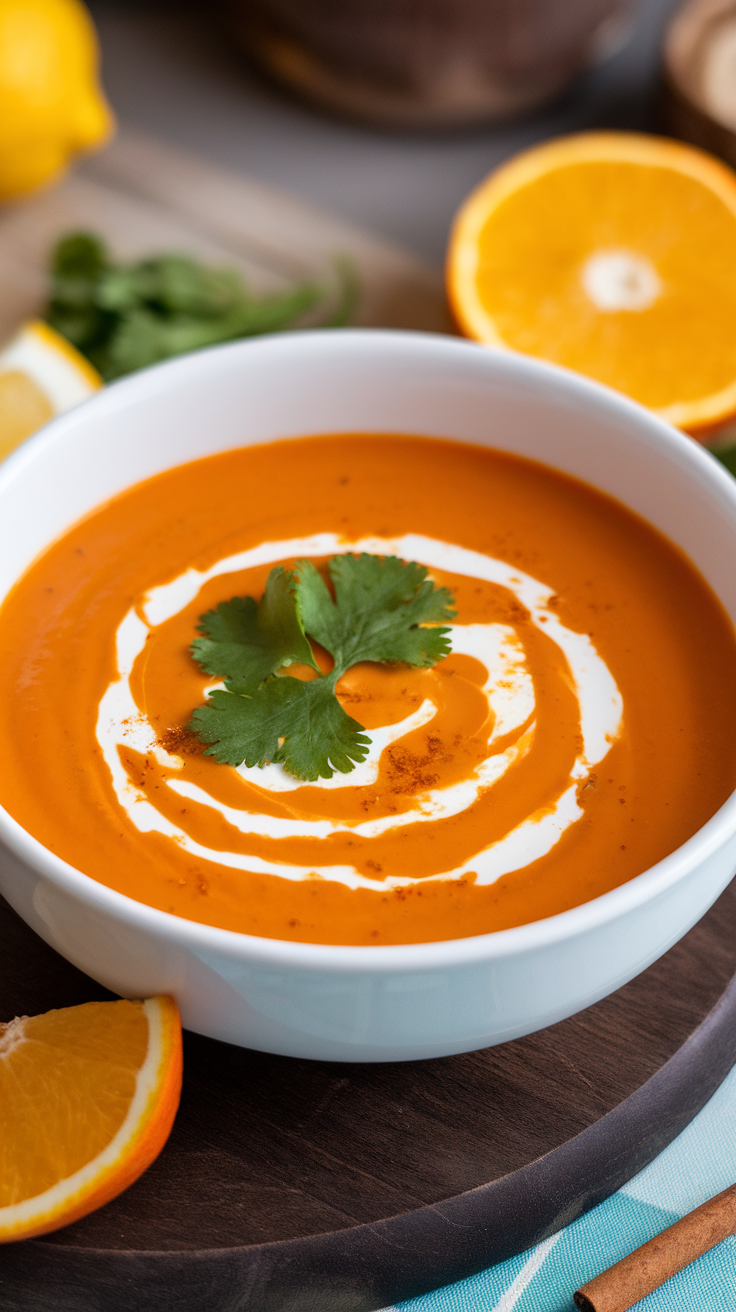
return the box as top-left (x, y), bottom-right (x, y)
top-left (712, 442), bottom-right (736, 479)
top-left (191, 567), bottom-right (317, 695)
top-left (45, 233), bottom-right (359, 381)
top-left (189, 554), bottom-right (455, 781)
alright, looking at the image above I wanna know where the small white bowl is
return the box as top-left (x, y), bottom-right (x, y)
top-left (1, 330), bottom-right (736, 1062)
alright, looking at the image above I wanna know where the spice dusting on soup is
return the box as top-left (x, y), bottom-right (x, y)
top-left (1, 434), bottom-right (735, 945)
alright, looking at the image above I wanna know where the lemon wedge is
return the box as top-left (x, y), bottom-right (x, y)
top-left (0, 319), bottom-right (102, 461)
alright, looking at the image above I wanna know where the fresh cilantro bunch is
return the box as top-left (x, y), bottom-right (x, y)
top-left (189, 554), bottom-right (456, 781)
top-left (45, 233), bottom-right (358, 381)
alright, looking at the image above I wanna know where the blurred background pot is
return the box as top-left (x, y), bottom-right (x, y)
top-left (224, 0), bottom-right (635, 130)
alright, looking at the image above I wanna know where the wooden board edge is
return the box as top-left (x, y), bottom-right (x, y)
top-left (4, 966), bottom-right (735, 1312)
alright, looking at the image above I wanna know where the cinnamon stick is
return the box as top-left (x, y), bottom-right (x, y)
top-left (573, 1183), bottom-right (736, 1312)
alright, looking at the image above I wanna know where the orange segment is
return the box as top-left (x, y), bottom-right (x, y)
top-left (0, 995), bottom-right (182, 1242)
top-left (447, 131), bottom-right (736, 435)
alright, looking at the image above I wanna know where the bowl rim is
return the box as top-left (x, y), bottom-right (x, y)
top-left (2, 327), bottom-right (736, 973)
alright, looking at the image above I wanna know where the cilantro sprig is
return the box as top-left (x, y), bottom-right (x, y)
top-left (188, 554), bottom-right (455, 781)
top-left (46, 233), bottom-right (359, 381)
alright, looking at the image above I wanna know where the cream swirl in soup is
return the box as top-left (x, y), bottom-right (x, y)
top-left (97, 533), bottom-right (622, 892)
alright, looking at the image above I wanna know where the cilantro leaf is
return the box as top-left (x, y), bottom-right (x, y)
top-left (190, 677), bottom-right (370, 781)
top-left (46, 232), bottom-right (359, 381)
top-left (713, 443), bottom-right (736, 478)
top-left (188, 552), bottom-right (455, 781)
top-left (191, 566), bottom-right (316, 694)
top-left (295, 554), bottom-right (455, 669)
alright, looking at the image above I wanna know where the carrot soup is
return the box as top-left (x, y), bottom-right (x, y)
top-left (0, 433), bottom-right (735, 946)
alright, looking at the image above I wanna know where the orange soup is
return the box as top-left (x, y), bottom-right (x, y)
top-left (1, 433), bottom-right (735, 946)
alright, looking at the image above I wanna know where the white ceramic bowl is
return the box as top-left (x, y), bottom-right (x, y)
top-left (1, 330), bottom-right (736, 1062)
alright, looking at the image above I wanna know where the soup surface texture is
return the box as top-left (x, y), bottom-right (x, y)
top-left (1, 434), bottom-right (735, 946)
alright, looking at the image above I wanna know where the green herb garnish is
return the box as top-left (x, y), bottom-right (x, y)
top-left (712, 442), bottom-right (736, 478)
top-left (189, 554), bottom-right (455, 781)
top-left (45, 233), bottom-right (358, 381)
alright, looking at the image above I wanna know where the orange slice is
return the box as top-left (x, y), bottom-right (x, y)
top-left (447, 131), bottom-right (736, 436)
top-left (0, 995), bottom-right (182, 1242)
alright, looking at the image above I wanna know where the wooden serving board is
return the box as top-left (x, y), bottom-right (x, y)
top-left (0, 873), bottom-right (735, 1312)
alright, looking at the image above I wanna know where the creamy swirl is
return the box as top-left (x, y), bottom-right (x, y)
top-left (96, 534), bottom-right (623, 891)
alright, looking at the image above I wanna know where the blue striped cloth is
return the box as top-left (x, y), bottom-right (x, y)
top-left (382, 1061), bottom-right (736, 1311)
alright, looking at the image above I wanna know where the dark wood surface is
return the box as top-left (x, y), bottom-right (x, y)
top-left (2, 878), bottom-right (736, 1310)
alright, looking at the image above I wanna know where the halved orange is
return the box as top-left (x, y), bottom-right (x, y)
top-left (0, 995), bottom-right (182, 1242)
top-left (447, 131), bottom-right (736, 436)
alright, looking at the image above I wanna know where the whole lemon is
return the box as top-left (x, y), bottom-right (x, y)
top-left (0, 0), bottom-right (114, 203)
